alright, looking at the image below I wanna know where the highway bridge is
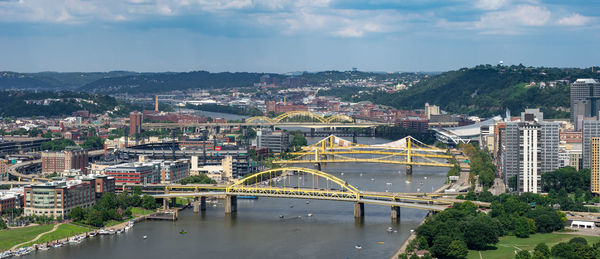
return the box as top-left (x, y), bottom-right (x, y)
top-left (274, 135), bottom-right (453, 174)
top-left (152, 167), bottom-right (489, 219)
top-left (143, 111), bottom-right (393, 129)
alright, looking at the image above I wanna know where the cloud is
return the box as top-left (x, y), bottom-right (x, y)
top-left (475, 0), bottom-right (510, 10)
top-left (557, 13), bottom-right (592, 26)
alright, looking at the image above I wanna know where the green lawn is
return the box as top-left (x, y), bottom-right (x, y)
top-left (466, 233), bottom-right (600, 259)
top-left (20, 224), bottom-right (90, 248)
top-left (131, 207), bottom-right (154, 216)
top-left (0, 224), bottom-right (55, 251)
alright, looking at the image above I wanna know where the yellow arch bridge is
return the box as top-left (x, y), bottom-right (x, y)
top-left (274, 135), bottom-right (453, 173)
top-left (246, 111), bottom-right (355, 124)
top-left (153, 168), bottom-right (487, 220)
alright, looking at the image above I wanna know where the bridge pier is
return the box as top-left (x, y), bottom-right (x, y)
top-left (225, 195), bottom-right (237, 214)
top-left (354, 202), bottom-right (364, 218)
top-left (406, 165), bottom-right (413, 175)
top-left (193, 197), bottom-right (206, 213)
top-left (314, 163), bottom-right (322, 171)
top-left (310, 128), bottom-right (315, 137)
top-left (163, 198), bottom-right (169, 210)
top-left (352, 132), bottom-right (358, 144)
top-left (391, 206), bottom-right (401, 221)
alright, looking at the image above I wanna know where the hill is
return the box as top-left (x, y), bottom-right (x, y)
top-left (326, 65), bottom-right (600, 118)
top-left (0, 71), bottom-right (138, 90)
top-left (0, 91), bottom-right (120, 117)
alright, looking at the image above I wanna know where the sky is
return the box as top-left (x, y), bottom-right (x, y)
top-left (0, 0), bottom-right (599, 73)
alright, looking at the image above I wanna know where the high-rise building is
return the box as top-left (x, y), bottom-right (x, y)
top-left (425, 103), bottom-right (440, 119)
top-left (41, 147), bottom-right (88, 174)
top-left (591, 137), bottom-right (600, 195)
top-left (129, 111), bottom-right (143, 136)
top-left (159, 159), bottom-right (190, 183)
top-left (256, 130), bottom-right (292, 153)
top-left (582, 120), bottom-right (600, 169)
top-left (571, 79), bottom-right (600, 124)
top-left (0, 159), bottom-right (8, 181)
top-left (503, 121), bottom-right (559, 193)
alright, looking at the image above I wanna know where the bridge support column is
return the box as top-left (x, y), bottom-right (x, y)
top-left (193, 200), bottom-right (199, 213)
top-left (352, 132), bottom-right (358, 144)
top-left (200, 196), bottom-right (206, 211)
top-left (163, 198), bottom-right (169, 210)
top-left (369, 127), bottom-right (376, 137)
top-left (354, 202), bottom-right (364, 218)
top-left (391, 206), bottom-right (401, 221)
top-left (310, 128), bottom-right (315, 137)
top-left (314, 163), bottom-right (321, 171)
top-left (171, 198), bottom-right (176, 208)
top-left (406, 165), bottom-right (413, 175)
top-left (225, 195), bottom-right (237, 214)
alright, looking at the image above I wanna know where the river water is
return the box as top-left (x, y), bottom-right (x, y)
top-left (24, 137), bottom-right (448, 259)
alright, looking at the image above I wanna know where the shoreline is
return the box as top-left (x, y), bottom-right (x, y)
top-left (3, 212), bottom-right (152, 254)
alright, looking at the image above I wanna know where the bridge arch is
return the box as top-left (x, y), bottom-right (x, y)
top-left (273, 111), bottom-right (327, 123)
top-left (226, 167), bottom-right (360, 200)
top-left (325, 114), bottom-right (354, 123)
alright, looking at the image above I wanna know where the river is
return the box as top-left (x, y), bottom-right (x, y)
top-left (24, 137), bottom-right (448, 259)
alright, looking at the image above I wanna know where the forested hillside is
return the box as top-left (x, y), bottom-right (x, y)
top-left (324, 65), bottom-right (600, 118)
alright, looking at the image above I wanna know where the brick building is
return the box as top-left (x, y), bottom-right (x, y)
top-left (41, 147), bottom-right (88, 174)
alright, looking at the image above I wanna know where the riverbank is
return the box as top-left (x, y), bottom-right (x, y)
top-left (0, 208), bottom-right (155, 253)
top-left (390, 211), bottom-right (431, 259)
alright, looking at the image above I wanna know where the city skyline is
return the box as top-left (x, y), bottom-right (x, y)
top-left (0, 0), bottom-right (599, 73)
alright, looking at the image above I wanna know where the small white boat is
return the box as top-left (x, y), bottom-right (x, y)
top-left (355, 245), bottom-right (362, 249)
top-left (386, 182), bottom-right (392, 186)
top-left (116, 229), bottom-right (123, 234)
top-left (143, 235), bottom-right (148, 239)
top-left (405, 180), bottom-right (411, 184)
top-left (340, 173), bottom-right (344, 176)
top-left (387, 227), bottom-right (393, 233)
top-left (297, 216), bottom-right (302, 219)
top-left (89, 232), bottom-right (97, 237)
top-left (306, 201), bottom-right (310, 204)
top-left (279, 215), bottom-right (284, 219)
top-left (370, 178), bottom-right (375, 181)
top-left (424, 176), bottom-right (428, 180)
top-left (124, 226), bottom-right (131, 231)
top-left (307, 213), bottom-right (313, 217)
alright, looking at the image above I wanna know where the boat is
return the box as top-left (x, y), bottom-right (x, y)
top-left (143, 235), bottom-right (148, 239)
top-left (370, 178), bottom-right (375, 181)
top-left (387, 227), bottom-right (393, 233)
top-left (424, 176), bottom-right (428, 180)
top-left (1, 251), bottom-right (13, 258)
top-left (297, 216), bottom-right (302, 219)
top-left (340, 173), bottom-right (344, 176)
top-left (124, 226), bottom-right (131, 231)
top-left (108, 229), bottom-right (116, 235)
top-left (38, 245), bottom-right (50, 251)
top-left (359, 173), bottom-right (363, 176)
top-left (307, 213), bottom-right (313, 217)
top-left (386, 182), bottom-right (392, 186)
top-left (378, 242), bottom-right (385, 244)
top-left (306, 201), bottom-right (310, 204)
top-left (116, 229), bottom-right (124, 234)
top-left (89, 232), bottom-right (97, 237)
top-left (290, 205), bottom-right (294, 208)
top-left (405, 180), bottom-right (411, 184)
top-left (180, 229), bottom-right (187, 235)
top-left (355, 245), bottom-right (362, 249)
top-left (98, 229), bottom-right (110, 235)
top-left (52, 243), bottom-right (63, 248)
top-left (279, 215), bottom-right (284, 219)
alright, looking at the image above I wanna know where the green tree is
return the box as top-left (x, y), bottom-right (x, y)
top-left (142, 195), bottom-right (157, 210)
top-left (87, 208), bottom-right (104, 227)
top-left (514, 217), bottom-right (530, 238)
top-left (68, 206), bottom-right (86, 221)
top-left (532, 250), bottom-right (547, 259)
top-left (80, 136), bottom-right (105, 150)
top-left (133, 186), bottom-right (143, 196)
top-left (534, 243), bottom-right (550, 258)
top-left (569, 237), bottom-right (588, 246)
top-left (551, 242), bottom-right (574, 258)
top-left (515, 250), bottom-right (531, 259)
top-left (464, 215), bottom-right (499, 249)
top-left (0, 220), bottom-right (7, 229)
top-left (447, 239), bottom-right (468, 259)
top-left (430, 235), bottom-right (453, 258)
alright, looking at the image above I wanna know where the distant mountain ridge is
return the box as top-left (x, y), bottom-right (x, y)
top-left (0, 70), bottom-right (424, 94)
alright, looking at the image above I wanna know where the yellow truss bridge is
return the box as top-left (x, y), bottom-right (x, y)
top-left (246, 111), bottom-right (355, 124)
top-left (154, 167), bottom-right (488, 218)
top-left (273, 135), bottom-right (453, 172)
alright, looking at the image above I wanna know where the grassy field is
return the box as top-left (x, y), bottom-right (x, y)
top-left (0, 224), bottom-right (55, 251)
top-left (20, 224), bottom-right (90, 248)
top-left (466, 233), bottom-right (600, 259)
top-left (131, 207), bottom-right (154, 216)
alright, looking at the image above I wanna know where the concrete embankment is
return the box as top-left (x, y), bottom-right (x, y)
top-left (390, 211), bottom-right (432, 259)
